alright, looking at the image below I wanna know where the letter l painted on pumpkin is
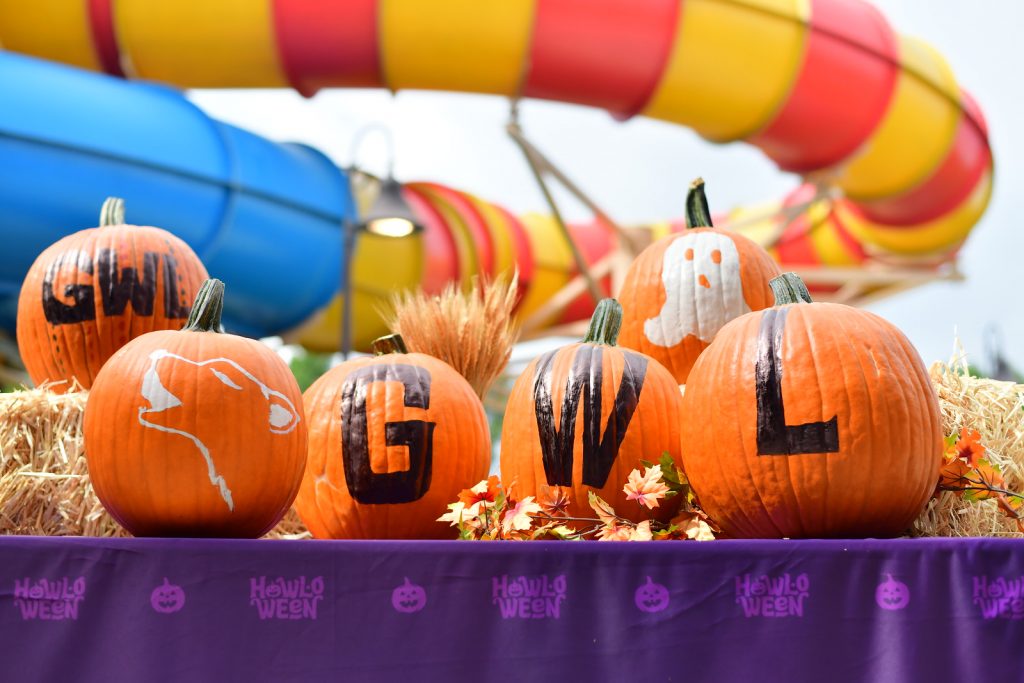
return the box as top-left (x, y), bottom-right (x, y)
top-left (755, 308), bottom-right (839, 455)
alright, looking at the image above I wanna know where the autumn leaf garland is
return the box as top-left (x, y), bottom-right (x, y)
top-left (438, 453), bottom-right (717, 541)
top-left (936, 429), bottom-right (1024, 530)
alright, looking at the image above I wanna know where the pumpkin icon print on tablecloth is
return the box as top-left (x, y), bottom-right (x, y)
top-left (391, 578), bottom-right (427, 613)
top-left (634, 576), bottom-right (670, 613)
top-left (875, 574), bottom-right (910, 611)
top-left (150, 578), bottom-right (185, 614)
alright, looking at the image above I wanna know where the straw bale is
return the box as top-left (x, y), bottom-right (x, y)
top-left (912, 346), bottom-right (1024, 537)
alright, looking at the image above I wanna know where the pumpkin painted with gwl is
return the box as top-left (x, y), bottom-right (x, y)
top-left (617, 179), bottom-right (780, 384)
top-left (84, 279), bottom-right (307, 538)
top-left (500, 299), bottom-right (684, 523)
top-left (18, 197), bottom-right (208, 391)
top-left (295, 334), bottom-right (490, 539)
top-left (680, 273), bottom-right (943, 539)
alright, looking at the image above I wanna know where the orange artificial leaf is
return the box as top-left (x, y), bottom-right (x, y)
top-left (955, 429), bottom-right (986, 467)
top-left (967, 460), bottom-right (1005, 500)
top-left (588, 491), bottom-right (618, 526)
top-left (459, 475), bottom-right (501, 510)
top-left (938, 458), bottom-right (972, 492)
top-left (539, 486), bottom-right (572, 517)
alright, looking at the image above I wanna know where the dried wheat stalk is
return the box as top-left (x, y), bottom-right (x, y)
top-left (383, 273), bottom-right (521, 400)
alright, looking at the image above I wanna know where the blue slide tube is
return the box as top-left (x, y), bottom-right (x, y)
top-left (0, 52), bottom-right (354, 338)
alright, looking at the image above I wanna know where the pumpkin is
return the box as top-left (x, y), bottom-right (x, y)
top-left (83, 279), bottom-right (307, 538)
top-left (295, 334), bottom-right (490, 539)
top-left (680, 273), bottom-right (942, 538)
top-left (618, 179), bottom-right (780, 384)
top-left (500, 298), bottom-right (684, 523)
top-left (17, 197), bottom-right (208, 392)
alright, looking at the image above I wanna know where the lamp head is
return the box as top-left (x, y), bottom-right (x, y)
top-left (360, 176), bottom-right (423, 237)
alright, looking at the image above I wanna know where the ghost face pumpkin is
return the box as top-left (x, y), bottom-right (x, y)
top-left (391, 578), bottom-right (427, 613)
top-left (619, 180), bottom-right (779, 384)
top-left (875, 575), bottom-right (910, 611)
top-left (634, 577), bottom-right (670, 613)
top-left (150, 578), bottom-right (186, 613)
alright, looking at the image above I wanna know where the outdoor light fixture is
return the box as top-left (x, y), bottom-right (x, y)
top-left (340, 125), bottom-right (424, 358)
top-left (361, 176), bottom-right (422, 237)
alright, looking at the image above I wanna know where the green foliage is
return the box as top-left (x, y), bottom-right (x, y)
top-left (289, 349), bottom-right (332, 392)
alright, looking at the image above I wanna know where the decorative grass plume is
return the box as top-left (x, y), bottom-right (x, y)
top-left (384, 273), bottom-right (521, 400)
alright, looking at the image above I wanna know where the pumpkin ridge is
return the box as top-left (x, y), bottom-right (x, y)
top-left (813, 305), bottom-right (865, 536)
top-left (724, 315), bottom-right (781, 538)
top-left (876, 313), bottom-right (940, 529)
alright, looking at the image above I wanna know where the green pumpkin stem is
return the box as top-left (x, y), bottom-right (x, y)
top-left (685, 177), bottom-right (713, 229)
top-left (770, 272), bottom-right (814, 305)
top-left (372, 334), bottom-right (409, 355)
top-left (183, 279), bottom-right (226, 332)
top-left (100, 197), bottom-right (126, 227)
top-left (583, 298), bottom-right (623, 346)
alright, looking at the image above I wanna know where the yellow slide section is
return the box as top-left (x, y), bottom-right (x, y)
top-left (832, 36), bottom-right (960, 201)
top-left (642, 0), bottom-right (810, 142)
top-left (0, 0), bottom-right (100, 71)
top-left (381, 0), bottom-right (537, 95)
top-left (115, 0), bottom-right (287, 87)
top-left (838, 169), bottom-right (993, 255)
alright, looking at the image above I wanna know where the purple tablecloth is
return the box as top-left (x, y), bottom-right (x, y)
top-left (0, 536), bottom-right (1021, 682)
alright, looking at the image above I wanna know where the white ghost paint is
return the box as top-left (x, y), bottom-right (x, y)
top-left (643, 232), bottom-right (749, 347)
top-left (138, 349), bottom-right (301, 511)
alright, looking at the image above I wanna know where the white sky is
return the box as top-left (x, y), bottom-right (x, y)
top-left (189, 0), bottom-right (1023, 373)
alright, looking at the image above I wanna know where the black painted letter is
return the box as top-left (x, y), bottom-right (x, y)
top-left (340, 364), bottom-right (436, 504)
top-left (533, 347), bottom-right (647, 488)
top-left (755, 308), bottom-right (839, 455)
top-left (97, 248), bottom-right (157, 316)
top-left (42, 250), bottom-right (95, 324)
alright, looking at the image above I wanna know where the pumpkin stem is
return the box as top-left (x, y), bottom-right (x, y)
top-left (100, 197), bottom-right (126, 227)
top-left (685, 177), bottom-right (713, 229)
top-left (582, 298), bottom-right (623, 346)
top-left (372, 334), bottom-right (409, 355)
top-left (183, 278), bottom-right (225, 332)
top-left (770, 272), bottom-right (814, 305)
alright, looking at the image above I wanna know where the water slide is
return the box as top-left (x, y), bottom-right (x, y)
top-left (0, 0), bottom-right (993, 349)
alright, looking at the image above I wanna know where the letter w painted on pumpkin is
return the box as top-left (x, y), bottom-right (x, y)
top-left (532, 347), bottom-right (648, 488)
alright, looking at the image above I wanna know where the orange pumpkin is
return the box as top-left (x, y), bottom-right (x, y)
top-left (84, 279), bottom-right (307, 537)
top-left (295, 334), bottom-right (490, 539)
top-left (17, 197), bottom-right (208, 392)
top-left (500, 298), bottom-right (684, 523)
top-left (680, 273), bottom-right (943, 538)
top-left (618, 179), bottom-right (780, 384)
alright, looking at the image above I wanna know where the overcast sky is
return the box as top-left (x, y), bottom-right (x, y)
top-left (190, 0), bottom-right (1023, 374)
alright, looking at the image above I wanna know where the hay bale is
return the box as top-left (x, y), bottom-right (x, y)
top-left (913, 349), bottom-right (1024, 537)
top-left (0, 387), bottom-right (309, 539)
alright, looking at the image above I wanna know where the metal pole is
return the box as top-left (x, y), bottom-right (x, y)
top-left (340, 218), bottom-right (358, 360)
